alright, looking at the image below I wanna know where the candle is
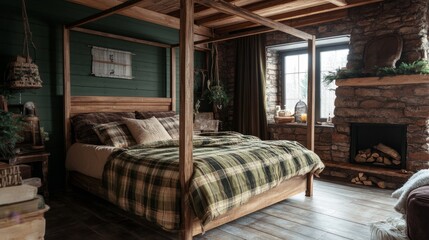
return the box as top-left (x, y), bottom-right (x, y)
top-left (301, 113), bottom-right (307, 123)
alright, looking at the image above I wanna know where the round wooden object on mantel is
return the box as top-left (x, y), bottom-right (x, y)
top-left (363, 34), bottom-right (403, 73)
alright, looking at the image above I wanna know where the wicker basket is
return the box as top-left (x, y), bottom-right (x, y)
top-left (274, 116), bottom-right (295, 124)
top-left (7, 56), bottom-right (42, 89)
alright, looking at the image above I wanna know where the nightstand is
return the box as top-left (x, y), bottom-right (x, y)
top-left (2, 152), bottom-right (49, 198)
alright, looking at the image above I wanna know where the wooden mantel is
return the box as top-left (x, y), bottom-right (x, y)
top-left (336, 74), bottom-right (429, 87)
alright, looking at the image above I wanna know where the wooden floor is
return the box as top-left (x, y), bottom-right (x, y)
top-left (45, 179), bottom-right (401, 240)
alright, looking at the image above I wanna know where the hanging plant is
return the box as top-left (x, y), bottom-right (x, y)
top-left (206, 85), bottom-right (229, 110)
top-left (205, 43), bottom-right (229, 110)
top-left (6, 0), bottom-right (43, 89)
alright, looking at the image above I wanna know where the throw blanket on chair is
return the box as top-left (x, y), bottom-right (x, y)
top-left (392, 169), bottom-right (429, 214)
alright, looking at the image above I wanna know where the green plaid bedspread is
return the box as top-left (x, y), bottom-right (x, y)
top-left (102, 132), bottom-right (324, 231)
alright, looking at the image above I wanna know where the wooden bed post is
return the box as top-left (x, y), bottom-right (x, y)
top-left (170, 47), bottom-right (177, 112)
top-left (306, 36), bottom-right (316, 197)
top-left (63, 26), bottom-right (71, 151)
top-left (179, 0), bottom-right (194, 239)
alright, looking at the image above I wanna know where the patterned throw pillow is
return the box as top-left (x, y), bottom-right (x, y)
top-left (123, 117), bottom-right (172, 144)
top-left (71, 112), bottom-right (135, 144)
top-left (158, 116), bottom-right (179, 139)
top-left (93, 122), bottom-right (136, 148)
top-left (135, 111), bottom-right (176, 119)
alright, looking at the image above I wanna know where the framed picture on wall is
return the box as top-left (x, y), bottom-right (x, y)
top-left (91, 46), bottom-right (134, 79)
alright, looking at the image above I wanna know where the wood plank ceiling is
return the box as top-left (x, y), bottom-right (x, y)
top-left (68, 0), bottom-right (383, 42)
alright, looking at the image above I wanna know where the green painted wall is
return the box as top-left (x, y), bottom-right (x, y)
top-left (0, 0), bottom-right (206, 191)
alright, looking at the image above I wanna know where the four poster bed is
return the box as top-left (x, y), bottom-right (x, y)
top-left (63, 0), bottom-right (324, 239)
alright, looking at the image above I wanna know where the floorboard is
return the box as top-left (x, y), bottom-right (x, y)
top-left (45, 179), bottom-right (401, 239)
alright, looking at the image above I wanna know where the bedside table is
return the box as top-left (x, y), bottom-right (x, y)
top-left (2, 152), bottom-right (50, 198)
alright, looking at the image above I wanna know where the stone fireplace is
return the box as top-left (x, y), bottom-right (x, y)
top-left (350, 123), bottom-right (407, 169)
top-left (332, 76), bottom-right (429, 173)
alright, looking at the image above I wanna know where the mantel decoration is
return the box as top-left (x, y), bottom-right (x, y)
top-left (6, 0), bottom-right (43, 89)
top-left (324, 60), bottom-right (429, 85)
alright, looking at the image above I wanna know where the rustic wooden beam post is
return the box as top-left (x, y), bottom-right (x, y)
top-left (63, 26), bottom-right (71, 151)
top-left (306, 36), bottom-right (316, 152)
top-left (325, 0), bottom-right (347, 7)
top-left (66, 0), bottom-right (145, 29)
top-left (195, 0), bottom-right (312, 40)
top-left (305, 36), bottom-right (316, 197)
top-left (170, 47), bottom-right (177, 112)
top-left (179, 0), bottom-right (194, 239)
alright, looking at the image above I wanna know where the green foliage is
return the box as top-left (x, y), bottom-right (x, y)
top-left (0, 110), bottom-right (25, 158)
top-left (376, 60), bottom-right (429, 76)
top-left (205, 85), bottom-right (229, 109)
top-left (323, 60), bottom-right (429, 84)
top-left (323, 69), bottom-right (370, 86)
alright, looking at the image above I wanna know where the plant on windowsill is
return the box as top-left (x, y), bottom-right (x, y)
top-left (323, 60), bottom-right (429, 85)
top-left (0, 110), bottom-right (25, 159)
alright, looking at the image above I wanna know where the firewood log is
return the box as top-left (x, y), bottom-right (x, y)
top-left (376, 157), bottom-right (383, 163)
top-left (374, 143), bottom-right (401, 161)
top-left (369, 176), bottom-right (386, 189)
top-left (371, 152), bottom-right (380, 158)
top-left (392, 160), bottom-right (401, 165)
top-left (383, 157), bottom-right (392, 165)
top-left (363, 180), bottom-right (373, 186)
top-left (355, 154), bottom-right (367, 163)
top-left (367, 157), bottom-right (375, 163)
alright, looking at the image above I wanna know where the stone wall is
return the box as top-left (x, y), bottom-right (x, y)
top-left (347, 0), bottom-right (429, 69)
top-left (333, 82), bottom-right (429, 171)
top-left (219, 0), bottom-right (429, 129)
top-left (268, 124), bottom-right (334, 162)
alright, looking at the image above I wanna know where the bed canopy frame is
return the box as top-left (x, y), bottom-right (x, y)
top-left (63, 0), bottom-right (319, 239)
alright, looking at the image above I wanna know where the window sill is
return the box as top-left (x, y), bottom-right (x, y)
top-left (268, 122), bottom-right (334, 128)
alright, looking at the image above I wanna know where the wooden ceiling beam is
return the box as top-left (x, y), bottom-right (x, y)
top-left (216, 0), bottom-right (382, 34)
top-left (195, 0), bottom-right (313, 40)
top-left (67, 0), bottom-right (145, 28)
top-left (168, 0), bottom-right (236, 18)
top-left (325, 0), bottom-right (348, 6)
top-left (70, 27), bottom-right (171, 48)
top-left (67, 0), bottom-right (213, 38)
top-left (170, 9), bottom-right (346, 47)
top-left (195, 0), bottom-right (298, 26)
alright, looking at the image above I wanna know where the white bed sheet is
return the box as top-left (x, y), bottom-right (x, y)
top-left (65, 143), bottom-right (118, 180)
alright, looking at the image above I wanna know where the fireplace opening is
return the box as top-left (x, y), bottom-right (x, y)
top-left (350, 123), bottom-right (407, 169)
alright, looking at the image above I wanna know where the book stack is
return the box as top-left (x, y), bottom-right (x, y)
top-left (0, 163), bottom-right (45, 219)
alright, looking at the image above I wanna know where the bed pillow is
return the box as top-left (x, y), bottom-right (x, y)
top-left (135, 111), bottom-right (176, 119)
top-left (71, 112), bottom-right (135, 145)
top-left (123, 117), bottom-right (172, 144)
top-left (158, 116), bottom-right (180, 139)
top-left (93, 122), bottom-right (136, 148)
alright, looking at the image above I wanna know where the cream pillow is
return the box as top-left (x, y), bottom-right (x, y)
top-left (123, 117), bottom-right (172, 144)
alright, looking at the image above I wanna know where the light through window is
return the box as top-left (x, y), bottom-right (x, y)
top-left (281, 45), bottom-right (349, 121)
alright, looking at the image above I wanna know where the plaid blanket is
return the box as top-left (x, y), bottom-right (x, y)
top-left (102, 132), bottom-right (324, 231)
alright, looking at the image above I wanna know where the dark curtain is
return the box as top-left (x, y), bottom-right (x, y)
top-left (233, 35), bottom-right (268, 139)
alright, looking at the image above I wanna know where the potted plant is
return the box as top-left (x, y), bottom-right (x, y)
top-left (0, 110), bottom-right (25, 159)
top-left (206, 85), bottom-right (229, 110)
top-left (205, 43), bottom-right (230, 117)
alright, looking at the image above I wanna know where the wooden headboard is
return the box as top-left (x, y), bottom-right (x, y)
top-left (64, 95), bottom-right (173, 149)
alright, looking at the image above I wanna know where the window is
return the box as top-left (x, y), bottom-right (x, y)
top-left (280, 44), bottom-right (349, 121)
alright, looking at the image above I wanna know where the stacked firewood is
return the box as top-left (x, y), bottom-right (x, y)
top-left (354, 143), bottom-right (401, 166)
top-left (351, 172), bottom-right (386, 189)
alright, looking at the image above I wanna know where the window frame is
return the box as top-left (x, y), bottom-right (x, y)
top-left (280, 43), bottom-right (349, 122)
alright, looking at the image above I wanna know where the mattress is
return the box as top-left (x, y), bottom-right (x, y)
top-left (65, 143), bottom-right (118, 179)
